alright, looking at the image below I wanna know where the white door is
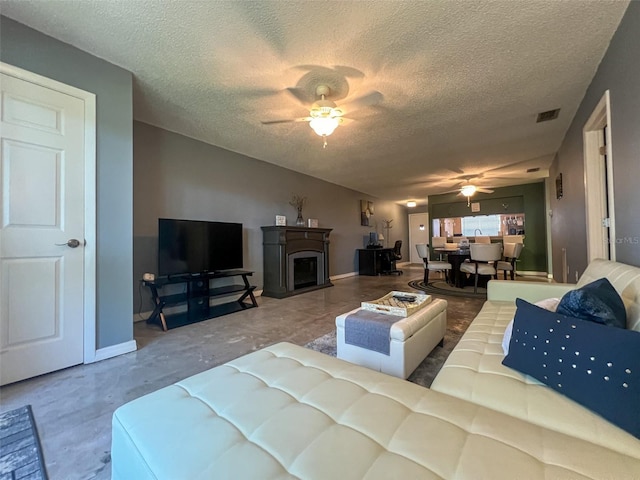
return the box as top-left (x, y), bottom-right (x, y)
top-left (583, 90), bottom-right (616, 262)
top-left (408, 213), bottom-right (430, 264)
top-left (1, 71), bottom-right (87, 385)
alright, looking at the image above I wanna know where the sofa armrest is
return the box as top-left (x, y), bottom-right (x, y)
top-left (487, 280), bottom-right (575, 303)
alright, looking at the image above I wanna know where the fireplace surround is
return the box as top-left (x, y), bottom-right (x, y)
top-left (261, 226), bottom-right (332, 298)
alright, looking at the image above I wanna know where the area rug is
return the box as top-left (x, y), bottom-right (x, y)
top-left (304, 309), bottom-right (475, 388)
top-left (408, 278), bottom-right (487, 299)
top-left (0, 405), bottom-right (48, 480)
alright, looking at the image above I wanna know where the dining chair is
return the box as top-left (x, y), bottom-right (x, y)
top-left (474, 236), bottom-right (491, 244)
top-left (431, 236), bottom-right (446, 254)
top-left (459, 243), bottom-right (503, 293)
top-left (416, 244), bottom-right (451, 284)
top-left (502, 235), bottom-right (524, 244)
top-left (497, 243), bottom-right (524, 280)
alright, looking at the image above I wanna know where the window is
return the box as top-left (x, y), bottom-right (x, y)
top-left (461, 215), bottom-right (502, 236)
top-left (435, 214), bottom-right (525, 237)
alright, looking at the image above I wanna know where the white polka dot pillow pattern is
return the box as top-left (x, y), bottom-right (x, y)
top-left (503, 299), bottom-right (640, 438)
top-left (502, 298), bottom-right (560, 355)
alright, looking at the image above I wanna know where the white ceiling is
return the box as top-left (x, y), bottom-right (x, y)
top-left (2, 1), bottom-right (629, 205)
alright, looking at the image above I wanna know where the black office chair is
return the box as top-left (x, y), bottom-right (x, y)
top-left (384, 240), bottom-right (403, 275)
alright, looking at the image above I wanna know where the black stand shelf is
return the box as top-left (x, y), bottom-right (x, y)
top-left (357, 248), bottom-right (395, 276)
top-left (143, 270), bottom-right (257, 331)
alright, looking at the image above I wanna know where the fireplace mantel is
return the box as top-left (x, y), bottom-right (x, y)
top-left (261, 226), bottom-right (333, 298)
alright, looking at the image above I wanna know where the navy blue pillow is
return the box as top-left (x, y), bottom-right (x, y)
top-left (503, 298), bottom-right (640, 439)
top-left (557, 278), bottom-right (626, 328)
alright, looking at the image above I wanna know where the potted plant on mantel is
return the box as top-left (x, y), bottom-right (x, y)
top-left (289, 194), bottom-right (307, 226)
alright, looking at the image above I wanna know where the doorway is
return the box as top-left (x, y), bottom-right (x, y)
top-left (408, 213), bottom-right (430, 264)
top-left (583, 90), bottom-right (616, 262)
top-left (0, 63), bottom-right (96, 385)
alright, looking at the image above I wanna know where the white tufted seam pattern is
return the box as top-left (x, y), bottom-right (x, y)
top-left (112, 342), bottom-right (640, 479)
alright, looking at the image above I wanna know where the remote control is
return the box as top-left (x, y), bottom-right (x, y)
top-left (393, 294), bottom-right (416, 302)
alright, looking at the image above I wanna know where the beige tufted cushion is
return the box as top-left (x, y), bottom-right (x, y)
top-left (336, 300), bottom-right (447, 378)
top-left (335, 300), bottom-right (447, 342)
top-left (576, 259), bottom-right (640, 331)
top-left (112, 343), bottom-right (640, 479)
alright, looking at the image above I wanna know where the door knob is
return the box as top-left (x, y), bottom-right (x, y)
top-left (55, 239), bottom-right (81, 248)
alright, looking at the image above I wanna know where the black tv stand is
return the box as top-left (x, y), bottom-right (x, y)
top-left (143, 270), bottom-right (257, 331)
top-left (165, 273), bottom-right (190, 280)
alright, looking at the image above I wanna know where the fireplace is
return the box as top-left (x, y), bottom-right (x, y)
top-left (288, 251), bottom-right (324, 290)
top-left (261, 226), bottom-right (333, 298)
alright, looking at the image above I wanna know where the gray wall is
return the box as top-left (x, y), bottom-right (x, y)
top-left (133, 122), bottom-right (408, 313)
top-left (549, 2), bottom-right (640, 279)
top-left (1, 17), bottom-right (134, 349)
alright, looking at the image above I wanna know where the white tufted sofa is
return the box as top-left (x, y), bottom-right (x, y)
top-left (112, 259), bottom-right (640, 479)
top-left (431, 258), bottom-right (640, 457)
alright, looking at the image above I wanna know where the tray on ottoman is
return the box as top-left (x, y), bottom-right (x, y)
top-left (361, 291), bottom-right (431, 317)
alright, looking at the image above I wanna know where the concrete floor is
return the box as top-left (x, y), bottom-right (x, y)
top-left (0, 265), bottom-right (485, 480)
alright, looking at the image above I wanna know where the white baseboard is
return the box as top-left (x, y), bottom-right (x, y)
top-left (330, 271), bottom-right (357, 281)
top-left (92, 340), bottom-right (137, 363)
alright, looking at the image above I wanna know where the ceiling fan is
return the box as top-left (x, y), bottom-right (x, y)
top-left (409, 159), bottom-right (550, 195)
top-left (261, 84), bottom-right (382, 148)
top-left (449, 180), bottom-right (495, 206)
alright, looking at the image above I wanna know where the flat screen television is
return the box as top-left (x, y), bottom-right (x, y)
top-left (158, 218), bottom-right (243, 276)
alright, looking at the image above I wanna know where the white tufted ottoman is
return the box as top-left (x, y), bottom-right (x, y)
top-left (335, 298), bottom-right (447, 379)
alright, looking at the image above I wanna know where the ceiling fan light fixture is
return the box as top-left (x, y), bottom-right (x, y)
top-left (309, 116), bottom-right (340, 136)
top-left (310, 99), bottom-right (340, 117)
top-left (460, 185), bottom-right (477, 197)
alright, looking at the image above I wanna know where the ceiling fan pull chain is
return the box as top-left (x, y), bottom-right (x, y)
top-left (322, 135), bottom-right (328, 148)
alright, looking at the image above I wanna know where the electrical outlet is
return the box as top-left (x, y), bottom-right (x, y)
top-left (575, 271), bottom-right (579, 282)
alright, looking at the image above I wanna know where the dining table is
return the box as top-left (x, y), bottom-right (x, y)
top-left (434, 247), bottom-right (471, 288)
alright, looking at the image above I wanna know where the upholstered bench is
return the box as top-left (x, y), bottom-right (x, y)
top-left (335, 298), bottom-right (447, 378)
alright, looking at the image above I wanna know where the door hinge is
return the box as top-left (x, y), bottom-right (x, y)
top-left (599, 146), bottom-right (607, 156)
top-left (602, 217), bottom-right (611, 228)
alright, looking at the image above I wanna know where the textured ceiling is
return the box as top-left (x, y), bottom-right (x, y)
top-left (1, 1), bottom-right (629, 205)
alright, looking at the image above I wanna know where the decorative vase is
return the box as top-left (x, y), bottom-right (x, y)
top-left (296, 209), bottom-right (305, 226)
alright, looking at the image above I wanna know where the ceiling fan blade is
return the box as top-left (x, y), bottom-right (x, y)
top-left (339, 90), bottom-right (383, 113)
top-left (261, 117), bottom-right (311, 125)
top-left (476, 188), bottom-right (495, 194)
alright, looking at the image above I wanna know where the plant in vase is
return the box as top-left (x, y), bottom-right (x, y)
top-left (289, 194), bottom-right (307, 226)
